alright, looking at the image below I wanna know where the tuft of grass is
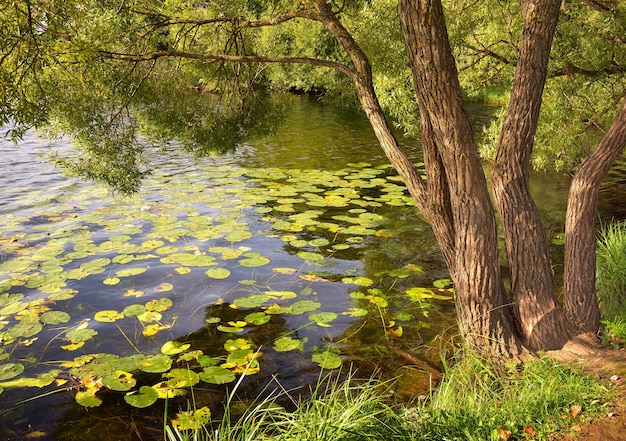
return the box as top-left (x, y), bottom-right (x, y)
top-left (164, 351), bottom-right (611, 441)
top-left (597, 221), bottom-right (626, 322)
top-left (403, 350), bottom-right (611, 440)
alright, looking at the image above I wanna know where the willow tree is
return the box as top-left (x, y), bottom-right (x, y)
top-left (3, 0), bottom-right (626, 356)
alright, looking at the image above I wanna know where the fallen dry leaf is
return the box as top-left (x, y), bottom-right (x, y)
top-left (570, 404), bottom-right (583, 418)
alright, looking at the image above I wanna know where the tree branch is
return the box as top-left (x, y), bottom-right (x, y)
top-left (551, 62), bottom-right (626, 79)
top-left (95, 49), bottom-right (357, 80)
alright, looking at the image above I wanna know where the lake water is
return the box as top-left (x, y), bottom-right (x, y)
top-left (0, 96), bottom-right (623, 440)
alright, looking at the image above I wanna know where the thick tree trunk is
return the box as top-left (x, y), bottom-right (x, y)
top-left (398, 0), bottom-right (522, 355)
top-left (490, 0), bottom-right (572, 349)
top-left (565, 97), bottom-right (626, 330)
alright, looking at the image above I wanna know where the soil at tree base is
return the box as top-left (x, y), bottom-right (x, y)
top-left (548, 336), bottom-right (626, 441)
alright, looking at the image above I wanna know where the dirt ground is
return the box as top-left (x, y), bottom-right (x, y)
top-left (548, 336), bottom-right (626, 441)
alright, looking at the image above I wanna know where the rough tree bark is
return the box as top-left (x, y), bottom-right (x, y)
top-left (490, 0), bottom-right (573, 350)
top-left (565, 97), bottom-right (626, 330)
top-left (398, 0), bottom-right (523, 355)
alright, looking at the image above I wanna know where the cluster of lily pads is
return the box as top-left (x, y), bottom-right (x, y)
top-left (0, 160), bottom-right (453, 410)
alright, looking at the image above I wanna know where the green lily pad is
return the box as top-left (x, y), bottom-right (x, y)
top-left (273, 336), bottom-right (306, 352)
top-left (232, 295), bottom-right (269, 309)
top-left (312, 351), bottom-right (342, 369)
top-left (341, 276), bottom-right (374, 287)
top-left (40, 311), bottom-right (71, 325)
top-left (124, 386), bottom-right (158, 408)
top-left (199, 366), bottom-right (236, 384)
top-left (289, 300), bottom-right (321, 315)
top-left (8, 321), bottom-right (43, 339)
top-left (205, 268), bottom-right (231, 279)
top-left (172, 406), bottom-right (212, 431)
top-left (76, 390), bottom-right (102, 407)
top-left (115, 267), bottom-right (148, 277)
top-left (123, 304), bottom-right (147, 317)
top-left (309, 312), bottom-right (337, 327)
top-left (245, 312), bottom-right (271, 325)
top-left (65, 328), bottom-right (98, 342)
top-left (103, 277), bottom-right (120, 286)
top-left (146, 298), bottom-right (173, 312)
top-left (0, 363), bottom-right (24, 381)
top-left (239, 253), bottom-right (270, 267)
top-left (134, 352), bottom-right (169, 373)
top-left (102, 371), bottom-right (136, 391)
top-left (164, 368), bottom-right (200, 388)
top-left (161, 341), bottom-right (191, 355)
top-left (94, 310), bottom-right (125, 323)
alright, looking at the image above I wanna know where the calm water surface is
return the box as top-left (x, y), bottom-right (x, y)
top-left (0, 96), bottom-right (624, 440)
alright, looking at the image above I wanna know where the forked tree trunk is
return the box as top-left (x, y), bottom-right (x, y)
top-left (490, 0), bottom-right (573, 350)
top-left (398, 0), bottom-right (522, 355)
top-left (565, 98), bottom-right (626, 330)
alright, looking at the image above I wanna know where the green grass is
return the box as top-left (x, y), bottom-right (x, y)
top-left (597, 221), bottom-right (626, 322)
top-left (164, 352), bottom-right (611, 441)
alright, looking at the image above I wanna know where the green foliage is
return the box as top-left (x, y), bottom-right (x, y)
top-left (597, 221), bottom-right (626, 321)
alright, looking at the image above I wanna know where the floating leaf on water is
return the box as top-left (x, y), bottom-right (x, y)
top-left (102, 371), bottom-right (136, 391)
top-left (296, 251), bottom-right (324, 261)
top-left (406, 287), bottom-right (452, 301)
top-left (174, 267), bottom-right (191, 275)
top-left (123, 304), bottom-right (146, 317)
top-left (309, 312), bottom-right (337, 327)
top-left (154, 283), bottom-right (173, 292)
top-left (0, 300), bottom-right (29, 316)
top-left (205, 316), bottom-right (221, 324)
top-left (299, 273), bottom-right (328, 282)
top-left (232, 295), bottom-right (269, 309)
top-left (161, 341), bottom-right (191, 355)
top-left (39, 311), bottom-right (71, 325)
top-left (272, 267), bottom-right (298, 275)
top-left (217, 325), bottom-right (245, 333)
top-left (0, 363), bottom-right (24, 381)
top-left (224, 338), bottom-right (252, 352)
top-left (342, 277), bottom-right (374, 287)
top-left (141, 240), bottom-right (165, 249)
top-left (140, 355), bottom-right (172, 373)
top-left (433, 278), bottom-right (454, 289)
top-left (94, 310), bottom-right (124, 323)
top-left (312, 351), bottom-right (342, 369)
top-left (155, 246), bottom-right (179, 255)
top-left (265, 291), bottom-right (298, 300)
top-left (66, 328), bottom-right (98, 342)
top-left (199, 366), bottom-right (236, 384)
top-left (135, 308), bottom-right (162, 323)
top-left (342, 308), bottom-right (368, 317)
top-left (8, 321), bottom-right (42, 339)
top-left (124, 386), bottom-right (158, 408)
top-left (205, 268), bottom-right (231, 279)
top-left (61, 341), bottom-right (85, 351)
top-left (164, 368), bottom-right (200, 388)
top-left (273, 336), bottom-right (306, 352)
top-left (239, 254), bottom-right (270, 267)
top-left (265, 304), bottom-right (290, 315)
top-left (172, 407), bottom-right (212, 431)
top-left (245, 312), bottom-right (271, 326)
top-left (309, 238), bottom-right (330, 247)
top-left (142, 323), bottom-right (171, 337)
top-left (115, 267), bottom-right (148, 277)
top-left (75, 389), bottom-right (102, 408)
top-left (289, 239), bottom-right (308, 248)
top-left (388, 268), bottom-right (411, 278)
top-left (123, 289), bottom-right (145, 298)
top-left (146, 298), bottom-right (173, 312)
top-left (103, 277), bottom-right (120, 286)
top-left (289, 300), bottom-right (322, 315)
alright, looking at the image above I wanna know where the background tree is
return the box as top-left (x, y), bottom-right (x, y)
top-left (2, 0), bottom-right (626, 356)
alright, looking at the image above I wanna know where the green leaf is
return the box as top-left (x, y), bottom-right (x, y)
top-left (164, 368), bottom-right (200, 388)
top-left (40, 311), bottom-right (71, 325)
top-left (76, 390), bottom-right (102, 407)
top-left (199, 366), bottom-right (236, 384)
top-left (123, 304), bottom-right (147, 317)
top-left (94, 310), bottom-right (124, 322)
top-left (342, 277), bottom-right (374, 286)
top-left (124, 386), bottom-right (158, 408)
top-left (8, 321), bottom-right (43, 338)
top-left (312, 351), bottom-right (342, 369)
top-left (102, 371), bottom-right (136, 391)
top-left (273, 336), bottom-right (306, 352)
top-left (115, 267), bottom-right (148, 277)
top-left (66, 328), bottom-right (98, 342)
top-left (205, 268), bottom-right (231, 279)
top-left (140, 355), bottom-right (172, 373)
top-left (0, 363), bottom-right (24, 381)
top-left (289, 300), bottom-right (321, 315)
top-left (161, 341), bottom-right (191, 355)
top-left (245, 312), bottom-right (271, 325)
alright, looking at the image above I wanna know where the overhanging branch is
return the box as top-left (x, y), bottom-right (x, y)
top-left (96, 49), bottom-right (357, 80)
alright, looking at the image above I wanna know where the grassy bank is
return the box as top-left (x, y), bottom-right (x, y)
top-left (165, 352), bottom-right (611, 441)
